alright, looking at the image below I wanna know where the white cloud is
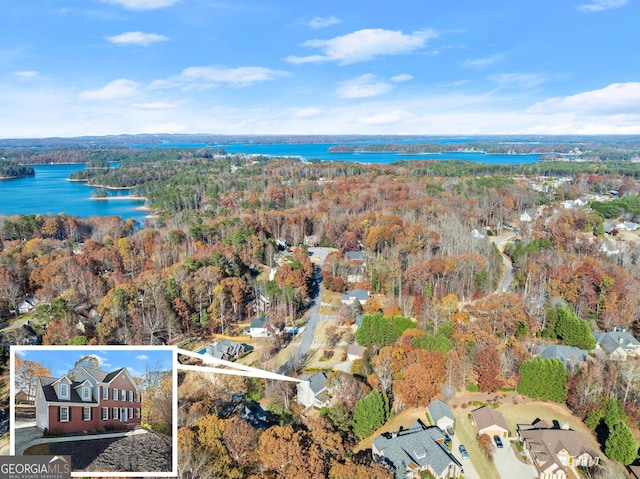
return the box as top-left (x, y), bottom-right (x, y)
top-left (308, 16), bottom-right (341, 29)
top-left (357, 109), bottom-right (414, 125)
top-left (285, 28), bottom-right (438, 65)
top-left (80, 79), bottom-right (141, 101)
top-left (136, 354), bottom-right (150, 360)
top-left (106, 31), bottom-right (169, 46)
top-left (11, 70), bottom-right (39, 78)
top-left (527, 82), bottom-right (640, 113)
top-left (463, 53), bottom-right (506, 68)
top-left (391, 74), bottom-right (413, 83)
top-left (292, 107), bottom-right (321, 118)
top-left (577, 0), bottom-right (627, 12)
top-left (490, 73), bottom-right (546, 89)
top-left (176, 66), bottom-right (290, 88)
top-left (133, 101), bottom-right (178, 110)
top-left (15, 349), bottom-right (27, 357)
top-left (102, 0), bottom-right (180, 10)
top-left (337, 74), bottom-right (397, 99)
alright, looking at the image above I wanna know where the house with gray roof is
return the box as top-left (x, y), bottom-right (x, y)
top-left (593, 328), bottom-right (640, 360)
top-left (427, 399), bottom-right (455, 432)
top-left (204, 340), bottom-right (250, 361)
top-left (534, 344), bottom-right (589, 368)
top-left (372, 419), bottom-right (463, 479)
top-left (341, 288), bottom-right (370, 306)
top-left (296, 371), bottom-right (330, 409)
top-left (248, 317), bottom-right (273, 337)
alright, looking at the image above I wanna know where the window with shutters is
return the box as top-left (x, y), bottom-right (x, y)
top-left (60, 406), bottom-right (69, 422)
top-left (83, 407), bottom-right (91, 421)
top-left (128, 390), bottom-right (133, 402)
top-left (113, 388), bottom-right (118, 400)
top-left (102, 386), bottom-right (109, 400)
top-left (102, 407), bottom-right (109, 420)
top-left (128, 407), bottom-right (133, 419)
top-left (135, 408), bottom-right (140, 419)
top-left (113, 407), bottom-right (119, 420)
top-left (121, 389), bottom-right (126, 401)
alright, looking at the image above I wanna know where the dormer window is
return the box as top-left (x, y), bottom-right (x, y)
top-left (83, 386), bottom-right (91, 401)
top-left (59, 383), bottom-right (69, 399)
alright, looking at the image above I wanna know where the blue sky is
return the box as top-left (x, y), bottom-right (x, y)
top-left (1, 0), bottom-right (638, 137)
top-left (14, 346), bottom-right (174, 380)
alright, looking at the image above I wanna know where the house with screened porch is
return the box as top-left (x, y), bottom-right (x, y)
top-left (35, 366), bottom-right (142, 433)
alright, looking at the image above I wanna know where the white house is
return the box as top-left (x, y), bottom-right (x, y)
top-left (296, 371), bottom-right (329, 409)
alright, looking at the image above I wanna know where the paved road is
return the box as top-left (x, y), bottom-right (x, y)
top-left (490, 232), bottom-right (517, 293)
top-left (278, 247), bottom-right (331, 373)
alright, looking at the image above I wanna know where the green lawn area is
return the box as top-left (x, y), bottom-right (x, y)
top-left (453, 406), bottom-right (500, 479)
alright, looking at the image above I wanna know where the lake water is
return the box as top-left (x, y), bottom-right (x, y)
top-left (154, 140), bottom-right (542, 165)
top-left (0, 142), bottom-right (541, 220)
top-left (0, 164), bottom-right (147, 222)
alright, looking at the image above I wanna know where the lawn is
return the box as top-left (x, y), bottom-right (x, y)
top-left (452, 406), bottom-right (500, 479)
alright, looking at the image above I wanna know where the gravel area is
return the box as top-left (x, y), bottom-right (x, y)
top-left (25, 432), bottom-right (173, 474)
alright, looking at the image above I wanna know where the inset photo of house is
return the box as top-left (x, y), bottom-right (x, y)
top-left (10, 345), bottom-right (177, 477)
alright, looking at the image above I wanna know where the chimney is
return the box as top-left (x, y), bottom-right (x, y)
top-left (619, 337), bottom-right (624, 344)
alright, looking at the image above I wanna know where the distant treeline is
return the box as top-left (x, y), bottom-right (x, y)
top-left (0, 159), bottom-right (34, 178)
top-left (328, 140), bottom-right (640, 161)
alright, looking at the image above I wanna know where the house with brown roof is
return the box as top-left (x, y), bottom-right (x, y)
top-left (35, 366), bottom-right (141, 433)
top-left (517, 419), bottom-right (599, 479)
top-left (470, 406), bottom-right (509, 438)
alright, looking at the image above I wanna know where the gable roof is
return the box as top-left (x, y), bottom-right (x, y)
top-left (593, 330), bottom-right (640, 354)
top-left (205, 340), bottom-right (246, 359)
top-left (373, 420), bottom-right (461, 476)
top-left (342, 288), bottom-right (370, 301)
top-left (345, 251), bottom-right (367, 261)
top-left (518, 422), bottom-right (599, 475)
top-left (39, 377), bottom-right (98, 405)
top-left (471, 406), bottom-right (509, 432)
top-left (428, 399), bottom-right (454, 423)
top-left (250, 317), bottom-right (270, 329)
top-left (300, 371), bottom-right (329, 395)
top-left (537, 344), bottom-right (589, 364)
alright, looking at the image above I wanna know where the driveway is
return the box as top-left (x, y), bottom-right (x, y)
top-left (451, 433), bottom-right (482, 479)
top-left (13, 423), bottom-right (42, 455)
top-left (493, 439), bottom-right (537, 479)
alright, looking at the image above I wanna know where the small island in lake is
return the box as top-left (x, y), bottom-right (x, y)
top-left (0, 159), bottom-right (35, 179)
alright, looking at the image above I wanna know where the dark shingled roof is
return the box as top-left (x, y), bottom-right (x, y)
top-left (102, 368), bottom-right (126, 383)
top-left (39, 377), bottom-right (97, 405)
top-left (373, 420), bottom-right (461, 477)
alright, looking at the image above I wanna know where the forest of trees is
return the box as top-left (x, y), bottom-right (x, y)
top-left (1, 142), bottom-right (640, 477)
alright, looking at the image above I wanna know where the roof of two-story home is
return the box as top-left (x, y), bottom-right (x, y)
top-left (593, 329), bottom-right (640, 356)
top-left (38, 376), bottom-right (100, 404)
top-left (372, 419), bottom-right (462, 478)
top-left (427, 399), bottom-right (454, 425)
top-left (518, 420), bottom-right (599, 476)
top-left (204, 340), bottom-right (248, 360)
top-left (341, 288), bottom-right (370, 304)
top-left (345, 251), bottom-right (367, 262)
top-left (301, 371), bottom-right (329, 396)
top-left (535, 344), bottom-right (589, 366)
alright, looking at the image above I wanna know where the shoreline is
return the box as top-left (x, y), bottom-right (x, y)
top-left (91, 195), bottom-right (146, 201)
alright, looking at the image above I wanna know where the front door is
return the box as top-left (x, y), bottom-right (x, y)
top-left (121, 407), bottom-right (127, 422)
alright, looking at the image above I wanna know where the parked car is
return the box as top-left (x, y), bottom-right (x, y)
top-left (459, 444), bottom-right (468, 459)
top-left (444, 435), bottom-right (452, 447)
top-left (446, 425), bottom-right (454, 437)
top-left (494, 435), bottom-right (503, 448)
